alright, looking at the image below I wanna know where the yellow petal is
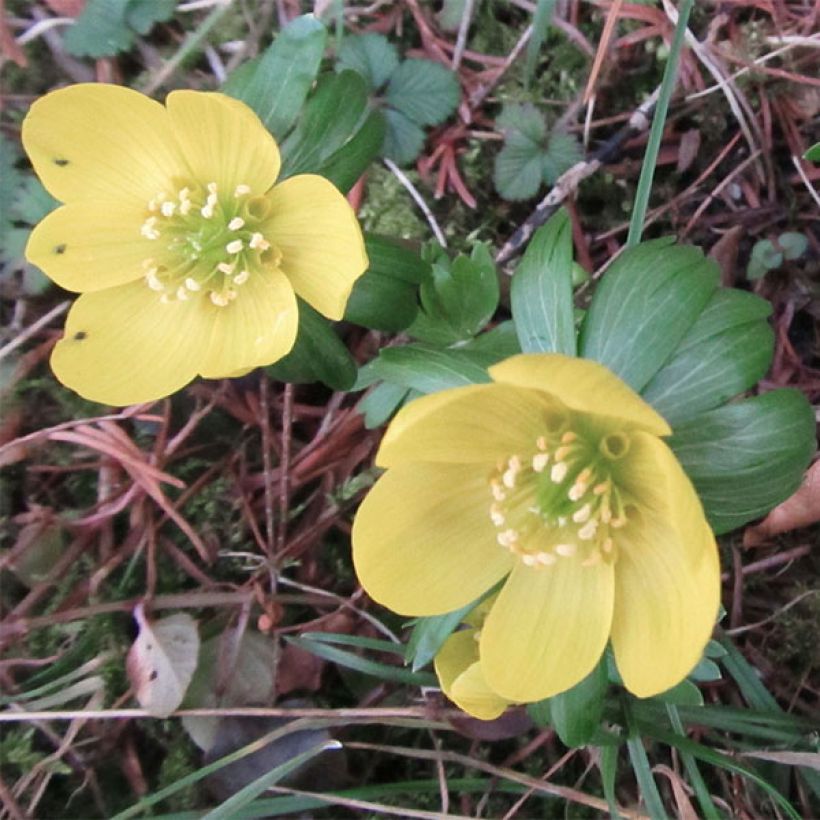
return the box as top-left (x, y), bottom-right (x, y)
top-left (199, 269), bottom-right (298, 378)
top-left (615, 432), bottom-right (712, 561)
top-left (26, 202), bottom-right (156, 292)
top-left (51, 282), bottom-right (215, 405)
top-left (352, 463), bottom-right (513, 616)
top-left (610, 434), bottom-right (721, 698)
top-left (377, 384), bottom-right (565, 468)
top-left (22, 83), bottom-right (184, 204)
top-left (480, 559), bottom-right (614, 702)
top-left (489, 354), bottom-right (671, 436)
top-left (263, 175), bottom-right (368, 320)
top-left (435, 631), bottom-right (510, 720)
top-left (166, 91), bottom-right (280, 196)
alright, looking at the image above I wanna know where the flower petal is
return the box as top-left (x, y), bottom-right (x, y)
top-left (352, 462), bottom-right (513, 616)
top-left (377, 384), bottom-right (565, 468)
top-left (435, 631), bottom-right (510, 720)
top-left (22, 83), bottom-right (185, 204)
top-left (480, 559), bottom-right (614, 702)
top-left (51, 282), bottom-right (215, 405)
top-left (263, 175), bottom-right (368, 320)
top-left (489, 354), bottom-right (671, 436)
top-left (166, 91), bottom-right (280, 196)
top-left (610, 433), bottom-right (721, 698)
top-left (26, 202), bottom-right (156, 292)
top-left (199, 269), bottom-right (298, 378)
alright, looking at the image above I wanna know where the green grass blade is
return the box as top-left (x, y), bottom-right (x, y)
top-left (626, 0), bottom-right (694, 247)
top-left (665, 704), bottom-right (720, 820)
top-left (599, 743), bottom-right (623, 820)
top-left (524, 0), bottom-right (558, 87)
top-left (202, 740), bottom-right (340, 820)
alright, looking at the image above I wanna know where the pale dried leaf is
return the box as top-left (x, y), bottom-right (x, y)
top-left (741, 751), bottom-right (820, 771)
top-left (744, 461), bottom-right (820, 546)
top-left (126, 604), bottom-right (200, 718)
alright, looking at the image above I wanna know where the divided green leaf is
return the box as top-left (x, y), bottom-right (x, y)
top-left (336, 33), bottom-right (399, 91)
top-left (382, 108), bottom-right (426, 165)
top-left (386, 59), bottom-right (460, 127)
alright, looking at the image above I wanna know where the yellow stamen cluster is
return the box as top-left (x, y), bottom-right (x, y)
top-left (139, 181), bottom-right (280, 308)
top-left (487, 427), bottom-right (630, 571)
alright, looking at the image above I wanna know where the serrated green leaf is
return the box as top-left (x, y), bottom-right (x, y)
top-left (369, 345), bottom-right (491, 394)
top-left (410, 243), bottom-right (499, 344)
top-left (345, 235), bottom-right (428, 331)
top-left (669, 389), bottom-right (815, 534)
top-left (224, 15), bottom-right (327, 140)
top-left (318, 109), bottom-right (386, 193)
top-left (511, 209), bottom-right (575, 356)
top-left (641, 289), bottom-right (774, 425)
top-left (266, 301), bottom-right (356, 390)
top-left (542, 130), bottom-right (582, 184)
top-left (382, 108), bottom-right (426, 165)
top-left (493, 131), bottom-right (546, 201)
top-left (336, 33), bottom-right (399, 91)
top-left (125, 0), bottom-right (175, 35)
top-left (64, 0), bottom-right (133, 57)
top-left (280, 71), bottom-right (368, 178)
top-left (357, 381), bottom-right (410, 429)
top-left (386, 59), bottom-right (460, 127)
top-left (550, 657), bottom-right (608, 747)
top-left (580, 239), bottom-right (719, 391)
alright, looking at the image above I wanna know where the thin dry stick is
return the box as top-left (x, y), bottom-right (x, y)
top-left (451, 0), bottom-right (475, 70)
top-left (791, 155), bottom-right (820, 210)
top-left (383, 158), bottom-right (447, 246)
top-left (277, 382), bottom-right (294, 555)
top-left (0, 300), bottom-right (68, 363)
top-left (259, 374), bottom-right (276, 558)
top-left (583, 0), bottom-right (624, 103)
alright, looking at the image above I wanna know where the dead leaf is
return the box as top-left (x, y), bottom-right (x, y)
top-left (741, 750), bottom-right (820, 771)
top-left (276, 642), bottom-right (325, 696)
top-left (126, 604), bottom-right (200, 718)
top-left (744, 461), bottom-right (820, 546)
top-left (708, 225), bottom-right (744, 287)
top-left (676, 129), bottom-right (701, 174)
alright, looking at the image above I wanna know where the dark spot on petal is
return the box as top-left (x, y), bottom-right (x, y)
top-left (53, 158), bottom-right (69, 166)
top-left (73, 331), bottom-right (87, 341)
top-left (149, 670), bottom-right (159, 681)
top-left (54, 244), bottom-right (66, 254)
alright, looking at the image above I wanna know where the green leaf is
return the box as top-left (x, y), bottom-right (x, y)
top-left (286, 636), bottom-right (437, 687)
top-left (266, 301), bottom-right (356, 390)
top-left (688, 658), bottom-right (722, 683)
top-left (386, 59), bottom-right (460, 127)
top-left (653, 680), bottom-right (704, 706)
top-left (457, 321), bottom-right (522, 367)
top-left (410, 243), bottom-right (499, 345)
top-left (382, 108), bottom-right (426, 165)
top-left (747, 239), bottom-right (782, 280)
top-left (64, 0), bottom-right (133, 57)
top-left (224, 15), bottom-right (327, 140)
top-left (280, 71), bottom-right (368, 178)
top-left (493, 104), bottom-right (581, 200)
top-left (13, 176), bottom-right (59, 225)
top-left (599, 743), bottom-right (622, 820)
top-left (805, 142), bottom-right (820, 162)
top-left (125, 0), bottom-right (175, 35)
top-left (641, 289), bottom-right (774, 425)
top-left (669, 389), bottom-right (815, 534)
top-left (526, 698), bottom-right (551, 727)
top-left (336, 33), bottom-right (399, 91)
top-left (580, 239), bottom-right (719, 392)
top-left (524, 0), bottom-right (557, 87)
top-left (549, 657), bottom-right (608, 747)
top-left (345, 235), bottom-right (428, 331)
top-left (369, 345), bottom-right (491, 394)
top-left (356, 381), bottom-right (411, 429)
top-left (405, 598), bottom-right (482, 672)
top-left (510, 208), bottom-right (576, 355)
top-left (778, 231), bottom-right (808, 261)
top-left (317, 109), bottom-right (386, 193)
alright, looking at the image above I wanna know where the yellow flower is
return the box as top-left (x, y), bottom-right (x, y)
top-left (23, 84), bottom-right (368, 405)
top-left (433, 597), bottom-right (513, 720)
top-left (353, 353), bottom-right (720, 708)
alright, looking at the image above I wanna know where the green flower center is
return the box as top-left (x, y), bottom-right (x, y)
top-left (139, 181), bottom-right (281, 307)
top-left (487, 422), bottom-right (634, 570)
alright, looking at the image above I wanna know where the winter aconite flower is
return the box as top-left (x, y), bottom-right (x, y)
top-left (23, 84), bottom-right (368, 405)
top-left (353, 354), bottom-right (721, 710)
